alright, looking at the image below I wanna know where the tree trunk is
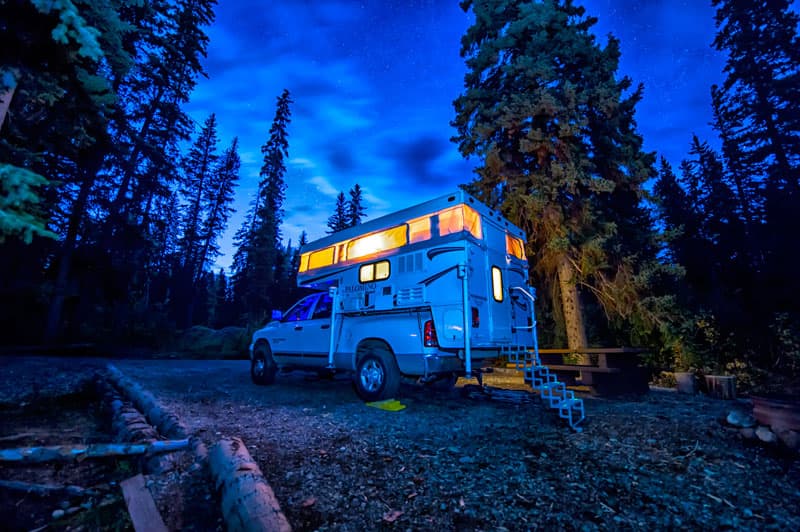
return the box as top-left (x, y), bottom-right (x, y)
top-left (44, 158), bottom-right (98, 343)
top-left (557, 254), bottom-right (588, 363)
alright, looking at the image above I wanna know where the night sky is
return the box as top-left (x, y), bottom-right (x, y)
top-left (185, 0), bottom-right (727, 269)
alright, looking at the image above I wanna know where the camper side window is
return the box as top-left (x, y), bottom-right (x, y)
top-left (359, 260), bottom-right (390, 283)
top-left (491, 266), bottom-right (504, 302)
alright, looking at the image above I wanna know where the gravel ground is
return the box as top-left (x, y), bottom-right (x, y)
top-left (1, 356), bottom-right (799, 531)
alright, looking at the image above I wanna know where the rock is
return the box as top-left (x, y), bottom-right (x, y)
top-left (776, 429), bottom-right (799, 450)
top-left (52, 509), bottom-right (65, 519)
top-left (739, 427), bottom-right (755, 440)
top-left (755, 426), bottom-right (778, 444)
top-left (726, 410), bottom-right (756, 428)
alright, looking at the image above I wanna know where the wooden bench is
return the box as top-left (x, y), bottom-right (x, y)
top-left (537, 348), bottom-right (649, 396)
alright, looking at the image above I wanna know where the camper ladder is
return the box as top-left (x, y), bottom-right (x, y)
top-left (505, 287), bottom-right (585, 431)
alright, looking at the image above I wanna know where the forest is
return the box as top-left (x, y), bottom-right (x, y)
top-left (1, 0), bottom-right (798, 393)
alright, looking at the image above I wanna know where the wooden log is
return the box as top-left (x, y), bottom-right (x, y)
top-left (106, 365), bottom-right (188, 440)
top-left (0, 439), bottom-right (189, 463)
top-left (0, 479), bottom-right (99, 498)
top-left (120, 474), bottom-right (168, 532)
top-left (209, 437), bottom-right (292, 532)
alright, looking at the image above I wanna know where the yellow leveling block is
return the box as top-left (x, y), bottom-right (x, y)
top-left (365, 398), bottom-right (406, 411)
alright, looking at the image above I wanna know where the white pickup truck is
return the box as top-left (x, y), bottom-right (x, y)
top-left (249, 191), bottom-right (535, 401)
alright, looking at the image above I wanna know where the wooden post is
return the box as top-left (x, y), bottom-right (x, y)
top-left (705, 375), bottom-right (736, 399)
top-left (209, 438), bottom-right (292, 532)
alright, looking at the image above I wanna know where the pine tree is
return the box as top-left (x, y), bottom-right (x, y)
top-left (453, 0), bottom-right (670, 351)
top-left (711, 0), bottom-right (800, 196)
top-left (231, 90), bottom-right (292, 322)
top-left (178, 113), bottom-right (219, 280)
top-left (327, 192), bottom-right (349, 233)
top-left (711, 0), bottom-right (800, 370)
top-left (196, 137), bottom-right (240, 281)
top-left (347, 183), bottom-right (367, 227)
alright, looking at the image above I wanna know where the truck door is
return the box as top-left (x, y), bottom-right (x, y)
top-left (273, 294), bottom-right (320, 360)
top-left (303, 292), bottom-right (334, 366)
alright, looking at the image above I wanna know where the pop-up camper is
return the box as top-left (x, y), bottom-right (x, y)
top-left (249, 190), bottom-right (584, 428)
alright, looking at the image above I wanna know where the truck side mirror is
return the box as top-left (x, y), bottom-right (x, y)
top-left (271, 309), bottom-right (283, 321)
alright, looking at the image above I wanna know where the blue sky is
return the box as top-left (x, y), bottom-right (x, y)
top-left (184, 0), bottom-right (727, 270)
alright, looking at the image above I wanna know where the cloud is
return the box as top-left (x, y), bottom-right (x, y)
top-left (290, 157), bottom-right (316, 169)
top-left (308, 176), bottom-right (339, 198)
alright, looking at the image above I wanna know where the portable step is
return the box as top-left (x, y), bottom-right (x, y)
top-left (505, 286), bottom-right (586, 430)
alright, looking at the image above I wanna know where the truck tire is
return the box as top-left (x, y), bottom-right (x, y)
top-left (251, 342), bottom-right (277, 385)
top-left (353, 342), bottom-right (400, 402)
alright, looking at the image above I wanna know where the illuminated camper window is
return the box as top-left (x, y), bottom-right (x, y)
top-left (308, 246), bottom-right (335, 270)
top-left (359, 260), bottom-right (390, 283)
top-left (438, 205), bottom-right (483, 240)
top-left (299, 252), bottom-right (310, 273)
top-left (348, 225), bottom-right (407, 261)
top-left (506, 234), bottom-right (526, 260)
top-left (408, 216), bottom-right (431, 244)
top-left (491, 266), bottom-right (503, 302)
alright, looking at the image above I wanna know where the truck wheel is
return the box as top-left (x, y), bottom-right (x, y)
top-left (251, 342), bottom-right (277, 385)
top-left (353, 343), bottom-right (400, 402)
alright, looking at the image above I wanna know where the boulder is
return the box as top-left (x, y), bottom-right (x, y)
top-left (776, 429), bottom-right (799, 451)
top-left (726, 410), bottom-right (756, 428)
top-left (755, 426), bottom-right (778, 444)
top-left (739, 427), bottom-right (755, 440)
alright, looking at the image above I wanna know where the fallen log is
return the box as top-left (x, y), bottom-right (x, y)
top-left (0, 479), bottom-right (100, 498)
top-left (209, 437), bottom-right (291, 532)
top-left (0, 439), bottom-right (189, 463)
top-left (106, 365), bottom-right (187, 440)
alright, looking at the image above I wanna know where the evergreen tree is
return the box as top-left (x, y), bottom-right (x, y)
top-left (327, 192), bottom-right (349, 233)
top-left (178, 113), bottom-right (219, 280)
top-left (231, 90), bottom-right (292, 322)
top-left (711, 0), bottom-right (800, 374)
top-left (452, 0), bottom-right (670, 351)
top-left (347, 183), bottom-right (367, 227)
top-left (196, 136), bottom-right (240, 281)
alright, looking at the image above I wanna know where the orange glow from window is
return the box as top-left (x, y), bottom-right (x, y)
top-left (506, 234), bottom-right (526, 260)
top-left (300, 203), bottom-right (484, 273)
top-left (438, 205), bottom-right (482, 240)
top-left (408, 216), bottom-right (431, 244)
top-left (299, 252), bottom-right (310, 272)
top-left (308, 246), bottom-right (335, 270)
top-left (463, 205), bottom-right (482, 239)
top-left (347, 225), bottom-right (407, 260)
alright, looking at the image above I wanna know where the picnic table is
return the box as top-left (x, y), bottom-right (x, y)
top-left (537, 347), bottom-right (650, 396)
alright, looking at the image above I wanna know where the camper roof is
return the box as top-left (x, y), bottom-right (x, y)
top-left (300, 190), bottom-right (525, 255)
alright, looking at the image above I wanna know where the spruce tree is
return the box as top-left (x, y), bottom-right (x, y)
top-left (347, 183), bottom-right (367, 227)
top-left (231, 90), bottom-right (292, 321)
top-left (178, 113), bottom-right (219, 280)
top-left (196, 137), bottom-right (240, 281)
top-left (711, 0), bottom-right (800, 372)
top-left (327, 192), bottom-right (349, 233)
top-left (453, 0), bottom-right (670, 350)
